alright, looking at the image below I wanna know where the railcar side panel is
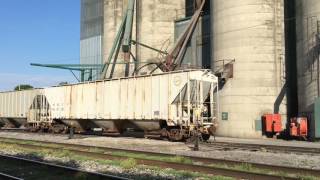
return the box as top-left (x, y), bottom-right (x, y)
top-left (0, 89), bottom-right (41, 118)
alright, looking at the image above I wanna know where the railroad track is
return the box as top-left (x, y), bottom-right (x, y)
top-left (0, 137), bottom-right (318, 180)
top-left (3, 128), bottom-right (319, 155)
top-left (0, 172), bottom-right (23, 180)
top-left (204, 141), bottom-right (320, 155)
top-left (0, 154), bottom-right (128, 180)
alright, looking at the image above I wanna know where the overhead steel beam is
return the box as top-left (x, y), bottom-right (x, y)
top-left (122, 0), bottom-right (135, 54)
top-left (31, 63), bottom-right (103, 69)
top-left (31, 63), bottom-right (104, 82)
top-left (123, 0), bottom-right (136, 77)
top-left (131, 40), bottom-right (168, 55)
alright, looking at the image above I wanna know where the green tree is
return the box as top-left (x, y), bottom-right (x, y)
top-left (14, 84), bottom-right (34, 91)
top-left (58, 82), bottom-right (68, 86)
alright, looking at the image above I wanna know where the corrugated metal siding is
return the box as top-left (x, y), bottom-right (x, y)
top-left (80, 0), bottom-right (104, 81)
top-left (80, 36), bottom-right (103, 80)
top-left (81, 0), bottom-right (104, 40)
top-left (0, 90), bottom-right (41, 118)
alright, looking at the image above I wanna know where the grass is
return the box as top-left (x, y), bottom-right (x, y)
top-left (298, 175), bottom-right (320, 180)
top-left (111, 151), bottom-right (193, 164)
top-left (120, 158), bottom-right (137, 169)
top-left (88, 147), bottom-right (105, 154)
top-left (0, 138), bottom-right (61, 148)
top-left (235, 163), bottom-right (252, 171)
top-left (170, 155), bottom-right (193, 164)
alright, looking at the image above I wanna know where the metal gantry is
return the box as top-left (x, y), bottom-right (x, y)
top-left (30, 63), bottom-right (104, 82)
top-left (31, 0), bottom-right (207, 82)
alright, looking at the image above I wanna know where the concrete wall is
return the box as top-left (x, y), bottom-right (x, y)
top-left (103, 0), bottom-right (185, 77)
top-left (296, 0), bottom-right (320, 113)
top-left (211, 0), bottom-right (286, 138)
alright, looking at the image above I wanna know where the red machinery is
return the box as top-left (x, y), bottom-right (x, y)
top-left (262, 114), bottom-right (282, 137)
top-left (262, 114), bottom-right (309, 140)
top-left (290, 117), bottom-right (308, 139)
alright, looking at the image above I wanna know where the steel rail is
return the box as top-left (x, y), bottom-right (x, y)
top-left (0, 154), bottom-right (129, 180)
top-left (205, 141), bottom-right (320, 154)
top-left (0, 138), bottom-right (311, 180)
top-left (0, 172), bottom-right (23, 180)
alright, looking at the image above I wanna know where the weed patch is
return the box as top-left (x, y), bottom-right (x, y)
top-left (120, 158), bottom-right (137, 169)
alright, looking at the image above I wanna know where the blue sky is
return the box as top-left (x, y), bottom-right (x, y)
top-left (0, 0), bottom-right (80, 91)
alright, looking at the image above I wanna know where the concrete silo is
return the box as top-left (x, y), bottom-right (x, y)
top-left (103, 0), bottom-right (185, 77)
top-left (295, 0), bottom-right (320, 112)
top-left (211, 0), bottom-right (286, 138)
top-left (295, 0), bottom-right (320, 138)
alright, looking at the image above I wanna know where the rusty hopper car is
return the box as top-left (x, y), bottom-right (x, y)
top-left (0, 70), bottom-right (219, 141)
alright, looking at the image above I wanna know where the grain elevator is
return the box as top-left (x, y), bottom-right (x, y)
top-left (79, 0), bottom-right (320, 139)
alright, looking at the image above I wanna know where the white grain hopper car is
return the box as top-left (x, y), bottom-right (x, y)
top-left (0, 70), bottom-right (219, 140)
top-left (0, 89), bottom-right (41, 128)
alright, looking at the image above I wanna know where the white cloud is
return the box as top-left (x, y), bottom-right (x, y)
top-left (0, 73), bottom-right (76, 91)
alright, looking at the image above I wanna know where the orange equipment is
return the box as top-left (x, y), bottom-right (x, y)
top-left (262, 114), bottom-right (282, 137)
top-left (290, 117), bottom-right (308, 139)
